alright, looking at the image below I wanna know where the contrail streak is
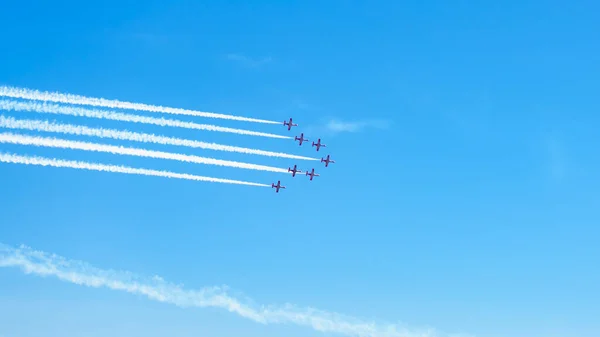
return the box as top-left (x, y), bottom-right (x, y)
top-left (0, 244), bottom-right (453, 337)
top-left (0, 100), bottom-right (291, 139)
top-left (0, 115), bottom-right (318, 161)
top-left (0, 85), bottom-right (280, 124)
top-left (0, 152), bottom-right (269, 187)
top-left (0, 132), bottom-right (291, 174)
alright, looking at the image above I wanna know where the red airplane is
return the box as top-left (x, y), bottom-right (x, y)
top-left (321, 155), bottom-right (335, 167)
top-left (288, 165), bottom-right (303, 177)
top-left (306, 168), bottom-right (320, 181)
top-left (294, 133), bottom-right (308, 145)
top-left (271, 180), bottom-right (286, 192)
top-left (283, 118), bottom-right (298, 130)
top-left (312, 138), bottom-right (326, 151)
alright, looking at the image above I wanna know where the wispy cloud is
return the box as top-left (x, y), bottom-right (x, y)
top-left (546, 138), bottom-right (566, 181)
top-left (225, 53), bottom-right (273, 67)
top-left (120, 32), bottom-right (173, 46)
top-left (541, 135), bottom-right (571, 183)
top-left (326, 119), bottom-right (391, 133)
top-left (299, 116), bottom-right (391, 138)
top-left (0, 243), bottom-right (467, 337)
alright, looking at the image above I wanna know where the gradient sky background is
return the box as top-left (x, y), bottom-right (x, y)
top-left (1, 1), bottom-right (599, 337)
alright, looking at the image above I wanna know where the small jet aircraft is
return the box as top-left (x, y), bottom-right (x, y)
top-left (283, 118), bottom-right (298, 130)
top-left (321, 155), bottom-right (335, 167)
top-left (306, 168), bottom-right (320, 181)
top-left (272, 180), bottom-right (286, 193)
top-left (312, 138), bottom-right (326, 151)
top-left (288, 165), bottom-right (303, 177)
top-left (294, 133), bottom-right (308, 146)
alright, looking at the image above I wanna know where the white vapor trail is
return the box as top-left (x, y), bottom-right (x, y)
top-left (0, 115), bottom-right (318, 161)
top-left (0, 244), bottom-right (457, 337)
top-left (0, 100), bottom-right (291, 139)
top-left (0, 132), bottom-right (291, 174)
top-left (0, 85), bottom-right (280, 124)
top-left (0, 152), bottom-right (269, 187)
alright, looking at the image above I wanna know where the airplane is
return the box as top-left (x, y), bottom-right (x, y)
top-left (271, 180), bottom-right (286, 193)
top-left (321, 155), bottom-right (335, 167)
top-left (312, 138), bottom-right (326, 151)
top-left (294, 133), bottom-right (308, 145)
top-left (306, 168), bottom-right (320, 181)
top-left (288, 165), bottom-right (303, 177)
top-left (283, 118), bottom-right (298, 130)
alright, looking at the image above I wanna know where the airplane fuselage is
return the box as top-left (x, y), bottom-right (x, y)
top-left (272, 181), bottom-right (285, 192)
top-left (284, 118), bottom-right (297, 130)
top-left (312, 139), bottom-right (325, 151)
top-left (289, 165), bottom-right (302, 177)
top-left (321, 156), bottom-right (335, 167)
top-left (295, 133), bottom-right (308, 145)
top-left (306, 169), bottom-right (319, 180)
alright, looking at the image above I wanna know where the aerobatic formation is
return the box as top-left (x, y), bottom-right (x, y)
top-left (0, 86), bottom-right (335, 192)
top-left (272, 117), bottom-right (336, 192)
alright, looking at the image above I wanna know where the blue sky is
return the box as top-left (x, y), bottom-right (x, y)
top-left (1, 1), bottom-right (599, 337)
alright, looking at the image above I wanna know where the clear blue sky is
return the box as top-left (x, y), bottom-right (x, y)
top-left (1, 1), bottom-right (599, 337)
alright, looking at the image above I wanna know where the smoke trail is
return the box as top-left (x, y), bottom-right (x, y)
top-left (0, 243), bottom-right (452, 337)
top-left (0, 152), bottom-right (269, 187)
top-left (0, 132), bottom-right (291, 174)
top-left (0, 115), bottom-right (318, 161)
top-left (0, 85), bottom-right (280, 124)
top-left (0, 100), bottom-right (291, 139)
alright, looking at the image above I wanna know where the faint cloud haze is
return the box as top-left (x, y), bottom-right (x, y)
top-left (0, 243), bottom-right (469, 337)
top-left (544, 137), bottom-right (567, 181)
top-left (225, 53), bottom-right (273, 67)
top-left (128, 32), bottom-right (171, 44)
top-left (109, 28), bottom-right (187, 46)
top-left (326, 119), bottom-right (391, 133)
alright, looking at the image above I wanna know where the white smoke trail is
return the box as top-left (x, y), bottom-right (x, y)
top-left (0, 244), bottom-right (453, 337)
top-left (0, 115), bottom-right (318, 161)
top-left (0, 100), bottom-right (292, 139)
top-left (0, 132), bottom-right (291, 174)
top-left (0, 152), bottom-right (269, 187)
top-left (0, 85), bottom-right (280, 124)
